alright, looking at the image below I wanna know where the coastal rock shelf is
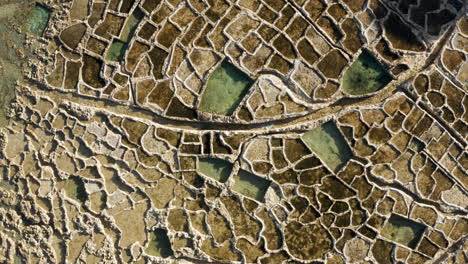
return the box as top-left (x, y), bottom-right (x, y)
top-left (0, 0), bottom-right (466, 263)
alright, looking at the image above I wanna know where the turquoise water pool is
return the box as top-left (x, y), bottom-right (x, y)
top-left (120, 8), bottom-right (144, 42)
top-left (381, 214), bottom-right (426, 248)
top-left (106, 39), bottom-right (128, 61)
top-left (106, 8), bottom-right (143, 62)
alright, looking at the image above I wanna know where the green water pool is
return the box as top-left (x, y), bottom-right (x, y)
top-left (146, 229), bottom-right (173, 258)
top-left (302, 121), bottom-right (353, 172)
top-left (342, 51), bottom-right (392, 96)
top-left (0, 0), bottom-right (33, 127)
top-left (105, 8), bottom-right (143, 62)
top-left (233, 170), bottom-right (271, 202)
top-left (198, 158), bottom-right (271, 201)
top-left (24, 3), bottom-right (51, 37)
top-left (120, 8), bottom-right (144, 42)
top-left (197, 157), bottom-right (233, 183)
top-left (381, 214), bottom-right (426, 248)
top-left (198, 61), bottom-right (254, 116)
top-left (64, 176), bottom-right (87, 203)
top-left (106, 39), bottom-right (128, 62)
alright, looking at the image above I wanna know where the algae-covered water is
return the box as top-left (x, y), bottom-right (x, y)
top-left (381, 214), bottom-right (426, 248)
top-left (198, 158), bottom-right (271, 201)
top-left (106, 39), bottom-right (128, 61)
top-left (302, 122), bottom-right (353, 172)
top-left (64, 176), bottom-right (87, 203)
top-left (233, 170), bottom-right (271, 202)
top-left (120, 8), bottom-right (144, 42)
top-left (342, 51), bottom-right (392, 96)
top-left (146, 229), bottom-right (173, 258)
top-left (24, 3), bottom-right (50, 36)
top-left (198, 61), bottom-right (254, 116)
top-left (197, 157), bottom-right (233, 183)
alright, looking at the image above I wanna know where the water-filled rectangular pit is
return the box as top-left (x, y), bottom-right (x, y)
top-left (381, 214), bottom-right (427, 248)
top-left (197, 157), bottom-right (233, 183)
top-left (198, 61), bottom-right (254, 116)
top-left (302, 121), bottom-right (353, 172)
top-left (233, 170), bottom-right (271, 202)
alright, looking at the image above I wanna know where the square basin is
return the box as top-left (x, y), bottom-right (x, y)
top-left (302, 121), bottom-right (353, 172)
top-left (381, 214), bottom-right (427, 249)
top-left (198, 61), bottom-right (254, 116)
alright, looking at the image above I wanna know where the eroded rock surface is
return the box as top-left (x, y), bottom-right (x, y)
top-left (0, 0), bottom-right (466, 263)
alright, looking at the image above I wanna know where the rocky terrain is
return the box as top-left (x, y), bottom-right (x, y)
top-left (0, 0), bottom-right (466, 263)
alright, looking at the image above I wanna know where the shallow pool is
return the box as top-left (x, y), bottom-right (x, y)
top-left (198, 61), bottom-right (254, 116)
top-left (197, 157), bottom-right (233, 183)
top-left (64, 176), bottom-right (87, 203)
top-left (106, 39), bottom-right (128, 62)
top-left (342, 51), bottom-right (392, 96)
top-left (120, 8), bottom-right (144, 42)
top-left (0, 0), bottom-right (35, 127)
top-left (381, 214), bottom-right (426, 248)
top-left (302, 121), bottom-right (353, 172)
top-left (146, 229), bottom-right (173, 257)
top-left (233, 169), bottom-right (271, 202)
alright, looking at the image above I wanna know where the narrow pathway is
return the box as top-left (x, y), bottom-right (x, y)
top-left (28, 78), bottom-right (398, 133)
top-left (27, 62), bottom-right (425, 134)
